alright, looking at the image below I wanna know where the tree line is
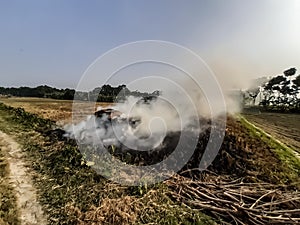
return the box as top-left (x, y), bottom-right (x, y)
top-left (0, 84), bottom-right (157, 102)
top-left (245, 68), bottom-right (300, 112)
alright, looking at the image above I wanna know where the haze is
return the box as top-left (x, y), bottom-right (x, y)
top-left (0, 0), bottom-right (299, 90)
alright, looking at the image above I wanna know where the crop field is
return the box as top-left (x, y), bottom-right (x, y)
top-left (243, 111), bottom-right (300, 154)
top-left (0, 97), bottom-right (112, 125)
top-left (2, 1), bottom-right (300, 225)
top-left (0, 98), bottom-right (299, 224)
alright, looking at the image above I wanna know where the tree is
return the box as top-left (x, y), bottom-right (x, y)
top-left (264, 75), bottom-right (286, 91)
top-left (257, 68), bottom-right (300, 111)
top-left (62, 89), bottom-right (75, 100)
top-left (293, 75), bottom-right (300, 87)
top-left (284, 67), bottom-right (296, 76)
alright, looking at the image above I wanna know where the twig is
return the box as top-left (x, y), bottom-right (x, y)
top-left (250, 190), bottom-right (277, 209)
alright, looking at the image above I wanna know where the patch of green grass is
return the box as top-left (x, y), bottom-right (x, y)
top-left (240, 116), bottom-right (300, 183)
top-left (0, 145), bottom-right (19, 225)
top-left (0, 102), bottom-right (217, 224)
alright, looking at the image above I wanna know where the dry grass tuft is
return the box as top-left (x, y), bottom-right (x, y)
top-left (63, 185), bottom-right (216, 225)
top-left (86, 196), bottom-right (139, 224)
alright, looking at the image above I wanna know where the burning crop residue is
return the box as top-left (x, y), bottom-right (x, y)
top-left (61, 89), bottom-right (224, 188)
top-left (64, 93), bottom-right (208, 166)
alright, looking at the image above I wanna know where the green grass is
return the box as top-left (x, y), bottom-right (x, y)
top-left (239, 116), bottom-right (300, 183)
top-left (0, 102), bottom-right (216, 225)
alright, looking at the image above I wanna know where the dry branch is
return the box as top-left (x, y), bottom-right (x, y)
top-left (166, 175), bottom-right (300, 224)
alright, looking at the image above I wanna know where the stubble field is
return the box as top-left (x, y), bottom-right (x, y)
top-left (0, 97), bottom-right (111, 125)
top-left (243, 111), bottom-right (300, 154)
top-left (0, 97), bottom-right (299, 224)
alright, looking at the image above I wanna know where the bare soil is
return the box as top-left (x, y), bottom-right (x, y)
top-left (243, 111), bottom-right (300, 153)
top-left (0, 130), bottom-right (47, 225)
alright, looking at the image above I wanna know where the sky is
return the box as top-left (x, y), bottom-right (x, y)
top-left (0, 0), bottom-right (300, 90)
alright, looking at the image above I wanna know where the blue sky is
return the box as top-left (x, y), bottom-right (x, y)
top-left (0, 0), bottom-right (299, 89)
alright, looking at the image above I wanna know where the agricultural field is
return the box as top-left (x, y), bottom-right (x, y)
top-left (0, 97), bottom-right (111, 125)
top-left (243, 111), bottom-right (300, 154)
top-left (0, 98), bottom-right (299, 224)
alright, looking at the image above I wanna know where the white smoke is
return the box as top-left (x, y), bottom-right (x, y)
top-left (64, 87), bottom-right (205, 150)
top-left (64, 77), bottom-right (240, 150)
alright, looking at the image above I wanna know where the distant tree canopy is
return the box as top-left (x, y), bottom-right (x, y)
top-left (0, 84), bottom-right (158, 102)
top-left (284, 67), bottom-right (297, 76)
top-left (244, 67), bottom-right (300, 112)
top-left (294, 75), bottom-right (300, 87)
top-left (0, 85), bottom-right (62, 98)
top-left (264, 75), bottom-right (286, 90)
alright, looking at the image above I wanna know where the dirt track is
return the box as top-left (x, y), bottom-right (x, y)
top-left (243, 112), bottom-right (300, 153)
top-left (0, 130), bottom-right (47, 225)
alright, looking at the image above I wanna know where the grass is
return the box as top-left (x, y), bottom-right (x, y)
top-left (239, 116), bottom-right (300, 182)
top-left (0, 97), bottom-right (112, 124)
top-left (0, 102), bottom-right (216, 224)
top-left (1, 99), bottom-right (299, 224)
top-left (0, 138), bottom-right (19, 225)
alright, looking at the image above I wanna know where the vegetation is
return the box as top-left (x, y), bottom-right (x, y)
top-left (0, 103), bottom-right (215, 224)
top-left (240, 116), bottom-right (300, 181)
top-left (0, 101), bottom-right (299, 224)
top-left (0, 85), bottom-right (75, 100)
top-left (0, 84), bottom-right (158, 102)
top-left (245, 67), bottom-right (300, 112)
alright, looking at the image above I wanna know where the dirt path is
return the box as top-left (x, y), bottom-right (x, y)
top-left (0, 131), bottom-right (47, 225)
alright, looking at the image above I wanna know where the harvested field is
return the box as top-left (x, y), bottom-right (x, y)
top-left (0, 97), bottom-right (111, 125)
top-left (0, 100), bottom-right (299, 224)
top-left (243, 111), bottom-right (300, 153)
